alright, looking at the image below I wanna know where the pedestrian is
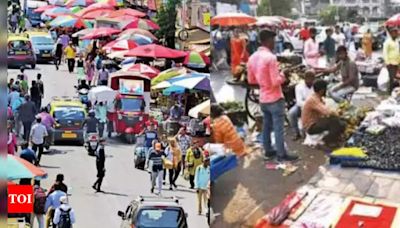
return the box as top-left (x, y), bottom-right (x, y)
top-left (38, 107), bottom-right (55, 146)
top-left (362, 29), bottom-right (373, 59)
top-left (53, 196), bottom-right (75, 228)
top-left (45, 185), bottom-right (67, 228)
top-left (19, 66), bottom-right (28, 80)
top-left (304, 27), bottom-right (320, 68)
top-left (194, 153), bottom-right (210, 215)
top-left (18, 73), bottom-right (29, 95)
top-left (142, 123), bottom-right (158, 158)
top-left (48, 174), bottom-right (68, 195)
top-left (64, 42), bottom-right (76, 73)
top-left (147, 143), bottom-right (165, 195)
top-left (10, 11), bottom-right (18, 33)
top-left (95, 101), bottom-right (107, 138)
top-left (30, 81), bottom-right (41, 111)
top-left (247, 29), bottom-right (298, 162)
top-left (185, 140), bottom-right (203, 189)
top-left (162, 140), bottom-right (174, 190)
top-left (92, 138), bottom-right (106, 192)
top-left (248, 26), bottom-right (258, 54)
top-left (8, 78), bottom-right (15, 91)
top-left (30, 116), bottom-right (48, 166)
top-left (85, 56), bottom-right (95, 86)
top-left (211, 25), bottom-right (227, 71)
top-left (8, 85), bottom-right (20, 112)
top-left (324, 28), bottom-right (336, 67)
top-left (83, 110), bottom-right (99, 136)
top-left (54, 38), bottom-right (63, 70)
top-left (175, 127), bottom-right (191, 170)
top-left (7, 121), bottom-right (17, 155)
top-left (230, 28), bottom-right (248, 80)
top-left (19, 94), bottom-right (37, 141)
top-left (288, 71), bottom-right (315, 140)
top-left (13, 93), bottom-right (25, 137)
top-left (383, 27), bottom-right (400, 94)
top-left (332, 25), bottom-right (346, 50)
top-left (59, 31), bottom-right (70, 50)
top-left (168, 138), bottom-right (182, 189)
top-left (299, 24), bottom-right (310, 42)
top-left (97, 66), bottom-right (109, 86)
top-left (76, 54), bottom-right (85, 84)
top-left (19, 142), bottom-right (37, 164)
top-left (36, 74), bottom-right (44, 108)
top-left (32, 183), bottom-right (47, 228)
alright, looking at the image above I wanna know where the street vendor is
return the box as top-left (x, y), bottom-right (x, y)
top-left (326, 46), bottom-right (359, 103)
top-left (301, 79), bottom-right (346, 147)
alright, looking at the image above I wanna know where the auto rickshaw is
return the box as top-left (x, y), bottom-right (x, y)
top-left (108, 71), bottom-right (151, 143)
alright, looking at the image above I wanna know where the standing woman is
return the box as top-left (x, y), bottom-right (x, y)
top-left (362, 29), bottom-right (373, 59)
top-left (230, 28), bottom-right (248, 80)
top-left (53, 38), bottom-right (63, 70)
top-left (169, 137), bottom-right (182, 189)
top-left (85, 56), bottom-right (95, 86)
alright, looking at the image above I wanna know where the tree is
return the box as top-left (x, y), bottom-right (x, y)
top-left (257, 0), bottom-right (271, 16)
top-left (156, 0), bottom-right (181, 49)
top-left (319, 5), bottom-right (338, 25)
top-left (256, 0), bottom-right (292, 17)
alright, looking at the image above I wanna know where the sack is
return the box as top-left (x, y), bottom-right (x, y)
top-left (57, 208), bottom-right (72, 228)
top-left (377, 67), bottom-right (389, 92)
top-left (183, 168), bottom-right (190, 180)
top-left (162, 158), bottom-right (173, 169)
top-left (33, 188), bottom-right (46, 214)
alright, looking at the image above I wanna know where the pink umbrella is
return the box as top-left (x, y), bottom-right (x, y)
top-left (119, 28), bottom-right (158, 41)
top-left (80, 27), bottom-right (121, 39)
top-left (34, 5), bottom-right (56, 13)
top-left (76, 2), bottom-right (113, 17)
top-left (386, 14), bottom-right (400, 26)
top-left (103, 39), bottom-right (138, 51)
top-left (124, 18), bottom-right (160, 30)
top-left (80, 9), bottom-right (113, 19)
top-left (124, 44), bottom-right (187, 59)
top-left (126, 63), bottom-right (160, 78)
top-left (107, 8), bottom-right (146, 18)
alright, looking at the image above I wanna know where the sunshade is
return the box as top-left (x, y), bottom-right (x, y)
top-left (189, 99), bottom-right (210, 118)
top-left (386, 14), bottom-right (400, 26)
top-left (76, 2), bottom-right (113, 17)
top-left (2, 155), bottom-right (47, 180)
top-left (123, 18), bottom-right (160, 30)
top-left (107, 8), bottom-right (146, 18)
top-left (103, 39), bottom-right (138, 51)
top-left (124, 44), bottom-right (186, 59)
top-left (65, 0), bottom-right (95, 6)
top-left (70, 6), bottom-right (83, 13)
top-left (80, 8), bottom-right (113, 19)
top-left (49, 0), bottom-right (66, 5)
top-left (96, 0), bottom-right (123, 6)
top-left (121, 57), bottom-right (137, 65)
top-left (108, 50), bottom-right (130, 59)
top-left (88, 85), bottom-right (117, 103)
top-left (162, 85), bottom-right (186, 96)
top-left (41, 7), bottom-right (72, 20)
top-left (183, 51), bottom-right (210, 68)
top-left (119, 28), bottom-right (158, 41)
top-left (117, 33), bottom-right (152, 45)
top-left (168, 73), bottom-right (210, 91)
top-left (50, 15), bottom-right (92, 28)
top-left (211, 13), bottom-right (256, 26)
top-left (255, 16), bottom-right (283, 27)
top-left (72, 28), bottom-right (94, 37)
top-left (125, 63), bottom-right (160, 78)
top-left (152, 80), bottom-right (172, 89)
top-left (34, 5), bottom-right (56, 13)
top-left (80, 27), bottom-right (121, 39)
top-left (151, 67), bottom-right (188, 86)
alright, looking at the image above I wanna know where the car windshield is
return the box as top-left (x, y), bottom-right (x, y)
top-left (31, 36), bottom-right (53, 45)
top-left (121, 98), bottom-right (143, 112)
top-left (136, 209), bottom-right (183, 228)
top-left (9, 40), bottom-right (30, 50)
top-left (54, 107), bottom-right (85, 120)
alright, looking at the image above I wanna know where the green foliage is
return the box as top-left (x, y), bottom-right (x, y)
top-left (270, 0), bottom-right (292, 17)
top-left (319, 5), bottom-right (338, 25)
top-left (155, 0), bottom-right (181, 48)
top-left (257, 0), bottom-right (271, 16)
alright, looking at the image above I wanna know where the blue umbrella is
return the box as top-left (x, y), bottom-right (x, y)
top-left (162, 85), bottom-right (186, 96)
top-left (168, 73), bottom-right (210, 91)
top-left (41, 7), bottom-right (71, 21)
top-left (121, 57), bottom-right (137, 65)
top-left (118, 34), bottom-right (152, 45)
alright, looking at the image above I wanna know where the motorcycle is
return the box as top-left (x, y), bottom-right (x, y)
top-left (85, 133), bottom-right (99, 156)
top-left (74, 86), bottom-right (91, 109)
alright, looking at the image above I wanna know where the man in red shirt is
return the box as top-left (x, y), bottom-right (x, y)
top-left (299, 24), bottom-right (310, 41)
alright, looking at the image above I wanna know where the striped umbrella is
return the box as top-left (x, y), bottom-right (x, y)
top-left (119, 28), bottom-right (158, 41)
top-left (65, 0), bottom-right (95, 7)
top-left (123, 18), bottom-right (160, 30)
top-left (34, 5), bottom-right (56, 13)
top-left (184, 51), bottom-right (210, 68)
top-left (2, 155), bottom-right (47, 180)
top-left (70, 6), bottom-right (83, 13)
top-left (50, 15), bottom-right (92, 28)
top-left (126, 63), bottom-right (160, 78)
top-left (96, 0), bottom-right (123, 6)
top-left (117, 33), bottom-right (152, 45)
top-left (41, 7), bottom-right (72, 21)
top-left (103, 39), bottom-right (138, 52)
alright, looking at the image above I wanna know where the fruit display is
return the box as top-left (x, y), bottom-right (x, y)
top-left (337, 101), bottom-right (372, 139)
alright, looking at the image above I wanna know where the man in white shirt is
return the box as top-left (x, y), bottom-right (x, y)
top-left (303, 28), bottom-right (320, 68)
top-left (30, 116), bottom-right (48, 166)
top-left (53, 196), bottom-right (76, 227)
top-left (288, 71), bottom-right (315, 140)
top-left (332, 25), bottom-right (346, 50)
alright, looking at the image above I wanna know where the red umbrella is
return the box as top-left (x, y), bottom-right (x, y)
top-left (107, 8), bottom-right (146, 18)
top-left (119, 28), bottom-right (158, 41)
top-left (103, 39), bottom-right (138, 51)
top-left (34, 5), bottom-right (56, 13)
top-left (124, 18), bottom-right (160, 30)
top-left (76, 2), bottom-right (113, 17)
top-left (211, 13), bottom-right (256, 26)
top-left (124, 44), bottom-right (187, 59)
top-left (80, 9), bottom-right (113, 19)
top-left (386, 14), bottom-right (400, 26)
top-left (80, 27), bottom-right (121, 39)
top-left (126, 63), bottom-right (160, 78)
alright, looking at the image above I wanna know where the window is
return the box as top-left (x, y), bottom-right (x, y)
top-left (54, 107), bottom-right (85, 120)
top-left (120, 98), bottom-right (144, 112)
top-left (31, 36), bottom-right (54, 45)
top-left (136, 209), bottom-right (183, 228)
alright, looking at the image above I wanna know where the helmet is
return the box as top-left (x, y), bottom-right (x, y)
top-left (88, 110), bottom-right (95, 117)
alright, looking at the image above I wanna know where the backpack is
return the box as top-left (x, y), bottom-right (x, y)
top-left (33, 188), bottom-right (46, 214)
top-left (57, 207), bottom-right (72, 228)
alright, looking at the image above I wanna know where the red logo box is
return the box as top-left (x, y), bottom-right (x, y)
top-left (8, 185), bottom-right (34, 213)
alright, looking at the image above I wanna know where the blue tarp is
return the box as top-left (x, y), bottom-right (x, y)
top-left (210, 154), bottom-right (237, 182)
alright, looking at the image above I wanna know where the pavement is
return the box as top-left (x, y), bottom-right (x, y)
top-left (8, 62), bottom-right (207, 228)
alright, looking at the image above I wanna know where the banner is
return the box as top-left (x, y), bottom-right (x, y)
top-left (203, 12), bottom-right (210, 26)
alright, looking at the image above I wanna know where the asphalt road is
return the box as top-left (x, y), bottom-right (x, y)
top-left (8, 63), bottom-right (207, 228)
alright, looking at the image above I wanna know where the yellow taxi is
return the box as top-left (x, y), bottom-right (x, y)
top-left (48, 97), bottom-right (87, 145)
top-left (7, 34), bottom-right (37, 69)
top-left (24, 31), bottom-right (55, 62)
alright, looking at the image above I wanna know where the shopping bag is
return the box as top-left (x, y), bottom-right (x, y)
top-left (183, 168), bottom-right (190, 180)
top-left (377, 67), bottom-right (389, 92)
top-left (162, 158), bottom-right (173, 169)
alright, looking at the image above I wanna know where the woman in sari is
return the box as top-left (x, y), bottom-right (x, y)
top-left (230, 29), bottom-right (248, 80)
top-left (362, 29), bottom-right (373, 58)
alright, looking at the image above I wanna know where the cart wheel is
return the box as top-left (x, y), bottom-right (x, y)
top-left (245, 88), bottom-right (261, 121)
top-left (125, 134), bottom-right (135, 144)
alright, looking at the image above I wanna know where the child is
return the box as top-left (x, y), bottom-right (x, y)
top-left (76, 54), bottom-right (85, 85)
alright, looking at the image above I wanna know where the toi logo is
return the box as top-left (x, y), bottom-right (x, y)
top-left (8, 185), bottom-right (34, 213)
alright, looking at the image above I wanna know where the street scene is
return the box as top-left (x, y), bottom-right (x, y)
top-left (210, 0), bottom-right (400, 227)
top-left (7, 0), bottom-right (210, 227)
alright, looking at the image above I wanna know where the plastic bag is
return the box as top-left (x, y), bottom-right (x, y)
top-left (377, 67), bottom-right (389, 92)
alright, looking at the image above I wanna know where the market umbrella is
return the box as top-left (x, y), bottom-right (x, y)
top-left (162, 85), bottom-right (186, 95)
top-left (50, 15), bottom-right (92, 28)
top-left (124, 44), bottom-right (187, 59)
top-left (184, 51), bottom-right (210, 68)
top-left (119, 28), bottom-right (158, 41)
top-left (96, 0), bottom-right (123, 6)
top-left (189, 99), bottom-right (210, 118)
top-left (80, 8), bottom-right (113, 19)
top-left (123, 18), bottom-right (160, 30)
top-left (117, 33), bottom-right (152, 45)
top-left (386, 13), bottom-right (400, 26)
top-left (211, 12), bottom-right (256, 26)
top-left (49, 0), bottom-right (66, 5)
top-left (107, 8), bottom-right (146, 18)
top-left (80, 27), bottom-right (121, 39)
top-left (88, 85), bottom-right (117, 103)
top-left (76, 2), bottom-right (113, 17)
top-left (65, 0), bottom-right (95, 6)
top-left (125, 63), bottom-right (160, 78)
top-left (255, 16), bottom-right (283, 27)
top-left (168, 73), bottom-right (210, 91)
top-left (108, 50), bottom-right (130, 59)
top-left (103, 39), bottom-right (138, 51)
top-left (3, 155), bottom-right (47, 180)
top-left (70, 6), bottom-right (83, 13)
top-left (72, 27), bottom-right (95, 37)
top-left (34, 5), bottom-right (56, 13)
top-left (151, 67), bottom-right (188, 86)
top-left (41, 7), bottom-right (71, 20)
